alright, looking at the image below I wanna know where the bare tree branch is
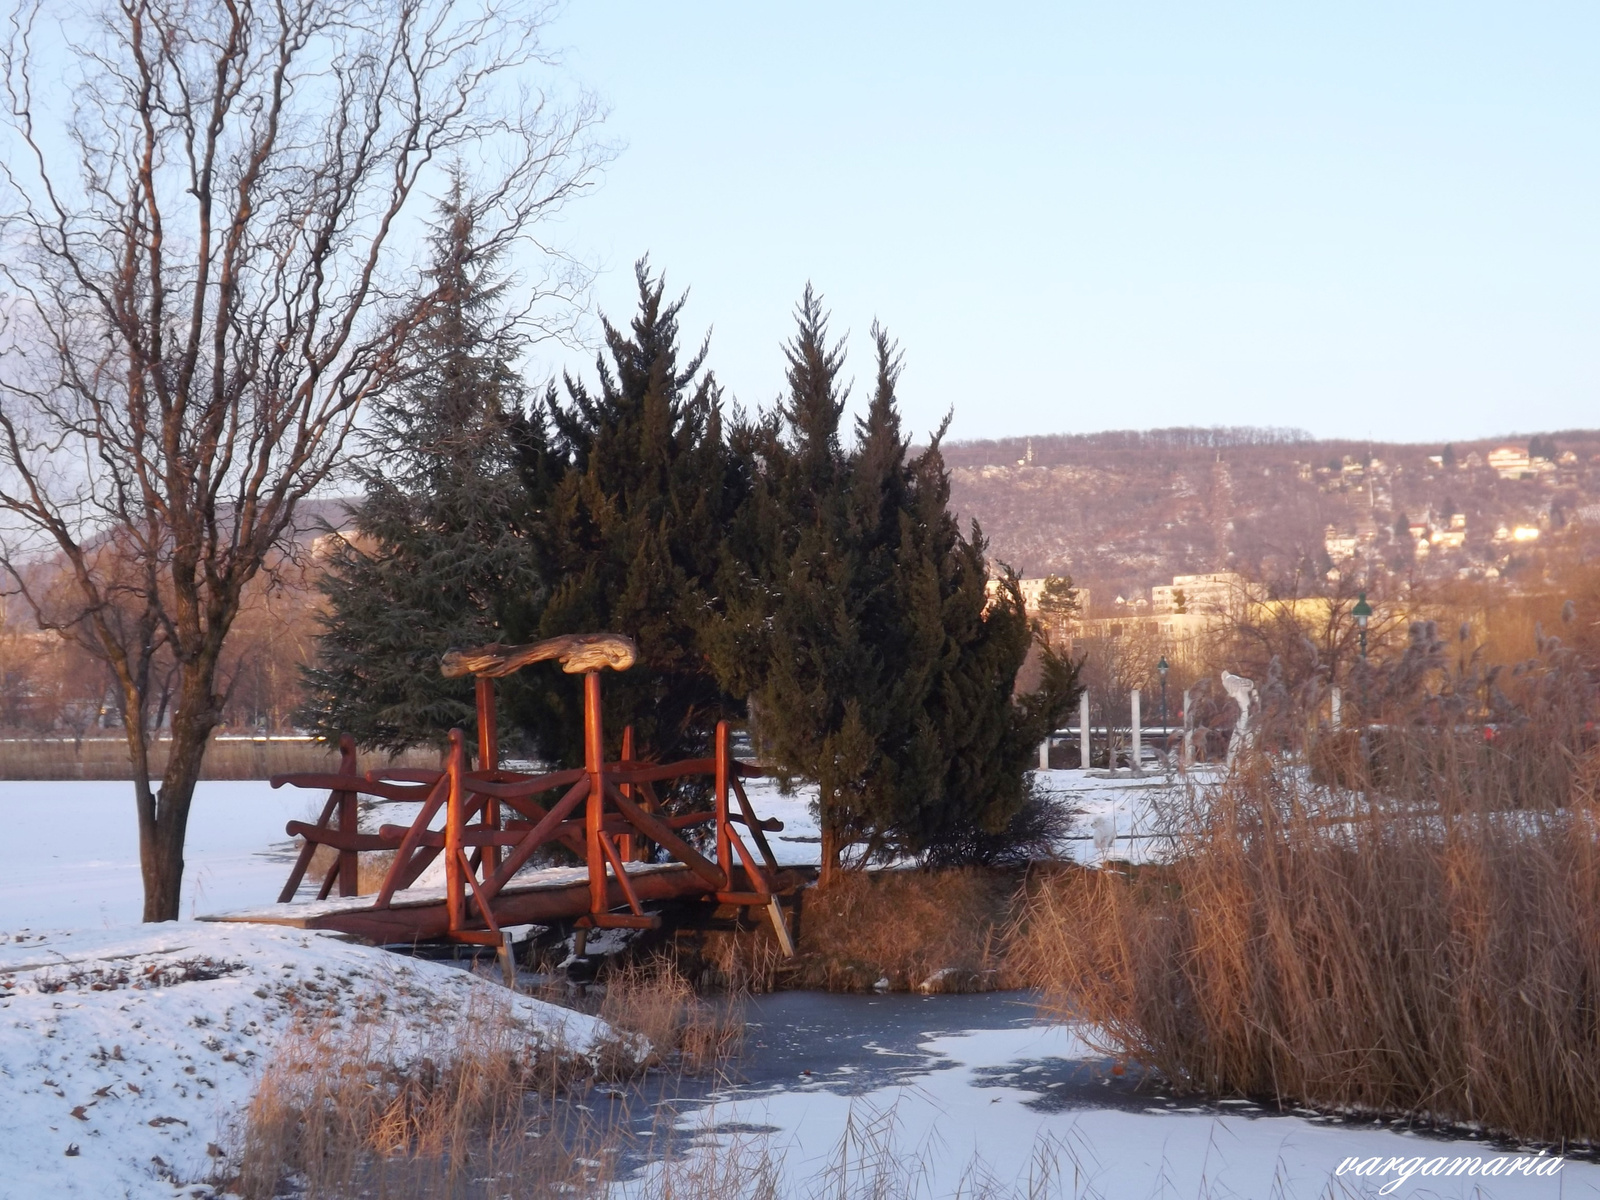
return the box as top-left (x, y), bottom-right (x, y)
top-left (0, 0), bottom-right (606, 919)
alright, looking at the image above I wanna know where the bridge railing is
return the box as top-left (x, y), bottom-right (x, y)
top-left (270, 632), bottom-right (795, 951)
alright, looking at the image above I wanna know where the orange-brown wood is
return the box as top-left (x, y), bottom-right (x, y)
top-left (266, 630), bottom-right (801, 953)
top-left (584, 671), bottom-right (607, 920)
top-left (597, 830), bottom-right (646, 916)
top-left (375, 775), bottom-right (450, 907)
top-left (715, 721), bottom-right (732, 880)
top-left (618, 725), bottom-right (636, 861)
top-left (480, 778), bottom-right (590, 896)
top-left (475, 676), bottom-right (500, 873)
top-left (731, 776), bottom-right (782, 874)
top-left (604, 780), bottom-right (726, 891)
top-left (337, 735), bottom-right (360, 897)
top-left (445, 729), bottom-right (467, 934)
top-left (277, 789), bottom-right (340, 902)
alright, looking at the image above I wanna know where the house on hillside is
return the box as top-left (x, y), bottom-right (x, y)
top-left (1487, 447), bottom-right (1554, 481)
top-left (1488, 447), bottom-right (1530, 478)
top-left (1323, 527), bottom-right (1359, 560)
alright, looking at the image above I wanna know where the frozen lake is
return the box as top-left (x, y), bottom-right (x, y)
top-left (2, 776), bottom-right (1596, 1196)
top-left (620, 990), bottom-right (1597, 1198)
top-left (0, 779), bottom-right (313, 930)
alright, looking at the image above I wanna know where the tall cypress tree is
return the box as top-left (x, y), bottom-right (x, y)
top-left (300, 184), bottom-right (541, 753)
top-left (522, 261), bottom-right (746, 766)
top-left (719, 291), bottom-right (1078, 882)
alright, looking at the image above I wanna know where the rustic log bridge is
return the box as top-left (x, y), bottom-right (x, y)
top-left (213, 631), bottom-right (799, 956)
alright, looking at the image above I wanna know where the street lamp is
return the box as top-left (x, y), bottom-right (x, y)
top-left (1157, 655), bottom-right (1169, 748)
top-left (1352, 592), bottom-right (1372, 660)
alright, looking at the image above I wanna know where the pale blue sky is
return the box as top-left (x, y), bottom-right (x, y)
top-left (541, 1), bottom-right (1598, 445)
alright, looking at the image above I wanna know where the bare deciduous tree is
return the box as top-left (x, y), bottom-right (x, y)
top-left (0, 0), bottom-right (604, 919)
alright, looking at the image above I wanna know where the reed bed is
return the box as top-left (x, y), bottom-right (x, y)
top-left (232, 991), bottom-right (599, 1199)
top-left (786, 866), bottom-right (1019, 993)
top-left (0, 736), bottom-right (437, 780)
top-left (1010, 742), bottom-right (1600, 1145)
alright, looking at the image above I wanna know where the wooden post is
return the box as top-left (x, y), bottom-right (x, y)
top-left (445, 728), bottom-right (466, 935)
top-left (619, 724), bottom-right (636, 862)
top-left (337, 733), bottom-right (359, 897)
top-left (715, 720), bottom-right (732, 885)
top-left (499, 930), bottom-right (518, 991)
top-left (476, 675), bottom-right (500, 872)
top-left (584, 671), bottom-right (607, 920)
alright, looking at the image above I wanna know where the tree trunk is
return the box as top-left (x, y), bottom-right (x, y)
top-left (819, 823), bottom-right (842, 890)
top-left (137, 671), bottom-right (219, 922)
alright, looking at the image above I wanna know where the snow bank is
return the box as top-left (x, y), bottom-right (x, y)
top-left (0, 921), bottom-right (612, 1198)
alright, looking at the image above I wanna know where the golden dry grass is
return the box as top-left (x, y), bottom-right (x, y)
top-left (231, 991), bottom-right (600, 1199)
top-left (1009, 745), bottom-right (1600, 1145)
top-left (0, 736), bottom-right (437, 780)
top-left (597, 956), bottom-right (744, 1074)
top-left (786, 867), bottom-right (1019, 993)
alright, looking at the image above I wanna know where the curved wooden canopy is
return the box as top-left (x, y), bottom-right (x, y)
top-left (440, 632), bottom-right (638, 679)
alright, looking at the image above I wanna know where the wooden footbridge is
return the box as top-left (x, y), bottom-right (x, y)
top-left (206, 634), bottom-right (802, 955)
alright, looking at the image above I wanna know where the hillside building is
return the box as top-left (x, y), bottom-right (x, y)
top-left (1324, 527), bottom-right (1360, 560)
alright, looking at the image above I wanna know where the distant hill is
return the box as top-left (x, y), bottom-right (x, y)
top-left (936, 427), bottom-right (1600, 610)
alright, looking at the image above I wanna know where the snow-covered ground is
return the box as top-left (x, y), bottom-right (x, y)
top-left (3, 773), bottom-right (1596, 1199)
top-left (1034, 765), bottom-right (1215, 865)
top-left (0, 921), bottom-right (615, 1199)
top-left (641, 1019), bottom-right (1597, 1199)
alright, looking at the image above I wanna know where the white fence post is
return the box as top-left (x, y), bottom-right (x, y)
top-left (1079, 691), bottom-right (1091, 772)
top-left (1182, 684), bottom-right (1197, 769)
top-left (1131, 688), bottom-right (1141, 775)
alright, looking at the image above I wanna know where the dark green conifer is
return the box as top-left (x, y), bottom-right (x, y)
top-left (300, 183), bottom-right (540, 754)
top-left (524, 261), bottom-right (746, 765)
top-left (720, 291), bottom-right (1078, 883)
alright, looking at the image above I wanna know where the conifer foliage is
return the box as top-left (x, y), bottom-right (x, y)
top-left (301, 187), bottom-right (540, 753)
top-left (524, 262), bottom-right (747, 765)
top-left (718, 289), bottom-right (1078, 884)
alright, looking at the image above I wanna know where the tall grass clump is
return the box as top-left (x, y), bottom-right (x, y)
top-left (1012, 622), bottom-right (1600, 1145)
top-left (232, 992), bottom-right (598, 1199)
top-left (790, 867), bottom-right (1018, 993)
top-left (597, 956), bottom-right (745, 1074)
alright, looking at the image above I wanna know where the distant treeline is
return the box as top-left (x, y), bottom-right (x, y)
top-left (942, 426), bottom-right (1313, 465)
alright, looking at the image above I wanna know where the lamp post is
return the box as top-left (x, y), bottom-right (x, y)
top-left (1157, 656), bottom-right (1169, 750)
top-left (1352, 592), bottom-right (1372, 660)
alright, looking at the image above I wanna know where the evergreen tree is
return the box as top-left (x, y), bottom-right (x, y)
top-left (1036, 574), bottom-right (1079, 645)
top-left (522, 261), bottom-right (746, 766)
top-left (300, 184), bottom-right (540, 753)
top-left (719, 290), bottom-right (1077, 883)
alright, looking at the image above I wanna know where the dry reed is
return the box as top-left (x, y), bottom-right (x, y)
top-left (597, 956), bottom-right (745, 1074)
top-left (231, 991), bottom-right (595, 1199)
top-left (0, 736), bottom-right (436, 780)
top-left (787, 867), bottom-right (1018, 993)
top-left (1010, 743), bottom-right (1600, 1145)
